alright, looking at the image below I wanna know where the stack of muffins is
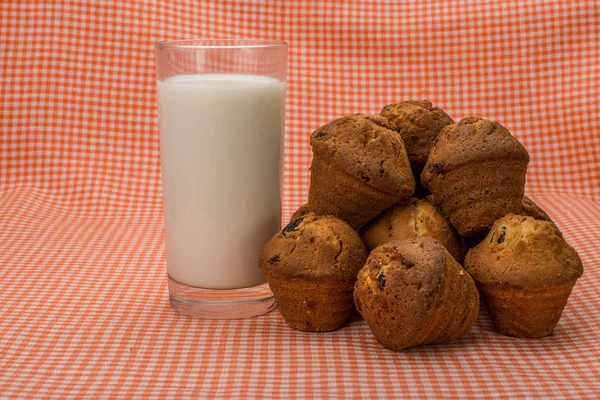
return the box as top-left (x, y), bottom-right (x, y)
top-left (259, 101), bottom-right (583, 351)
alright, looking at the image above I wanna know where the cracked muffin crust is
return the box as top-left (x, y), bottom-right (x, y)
top-left (465, 214), bottom-right (583, 338)
top-left (421, 117), bottom-right (530, 237)
top-left (360, 196), bottom-right (467, 263)
top-left (259, 214), bottom-right (367, 332)
top-left (354, 237), bottom-right (479, 351)
top-left (308, 114), bottom-right (415, 229)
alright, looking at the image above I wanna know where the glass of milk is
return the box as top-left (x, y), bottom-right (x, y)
top-left (155, 39), bottom-right (286, 319)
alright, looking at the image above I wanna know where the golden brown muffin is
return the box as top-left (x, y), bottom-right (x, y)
top-left (464, 214), bottom-right (583, 338)
top-left (380, 100), bottom-right (454, 182)
top-left (360, 196), bottom-right (467, 263)
top-left (259, 214), bottom-right (367, 332)
top-left (354, 237), bottom-right (479, 351)
top-left (308, 114), bottom-right (415, 229)
top-left (421, 117), bottom-right (530, 237)
top-left (519, 195), bottom-right (553, 222)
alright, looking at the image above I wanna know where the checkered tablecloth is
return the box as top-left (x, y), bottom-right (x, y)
top-left (1, 1), bottom-right (599, 398)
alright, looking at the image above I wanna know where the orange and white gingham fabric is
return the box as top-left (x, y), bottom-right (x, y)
top-left (1, 1), bottom-right (599, 398)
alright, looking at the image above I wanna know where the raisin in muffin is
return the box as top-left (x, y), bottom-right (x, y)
top-left (360, 196), bottom-right (467, 263)
top-left (464, 214), bottom-right (583, 338)
top-left (308, 114), bottom-right (415, 229)
top-left (354, 237), bottom-right (479, 351)
top-left (421, 117), bottom-right (529, 237)
top-left (259, 214), bottom-right (367, 332)
top-left (380, 100), bottom-right (454, 185)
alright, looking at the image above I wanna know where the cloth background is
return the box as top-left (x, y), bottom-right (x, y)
top-left (1, 1), bottom-right (599, 398)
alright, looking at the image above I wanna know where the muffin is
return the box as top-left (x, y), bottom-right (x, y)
top-left (354, 237), bottom-right (479, 351)
top-left (464, 214), bottom-right (583, 338)
top-left (308, 114), bottom-right (415, 229)
top-left (520, 195), bottom-right (552, 222)
top-left (360, 196), bottom-right (467, 263)
top-left (259, 214), bottom-right (368, 332)
top-left (380, 100), bottom-right (454, 186)
top-left (421, 117), bottom-right (530, 236)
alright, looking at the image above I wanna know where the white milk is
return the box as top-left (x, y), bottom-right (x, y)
top-left (157, 74), bottom-right (285, 289)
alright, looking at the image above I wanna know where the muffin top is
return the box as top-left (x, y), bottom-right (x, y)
top-left (380, 100), bottom-right (454, 165)
top-left (259, 214), bottom-right (367, 281)
top-left (360, 196), bottom-right (466, 262)
top-left (519, 195), bottom-right (553, 222)
top-left (422, 117), bottom-right (530, 178)
top-left (356, 237), bottom-right (456, 326)
top-left (465, 214), bottom-right (583, 288)
top-left (310, 114), bottom-right (414, 194)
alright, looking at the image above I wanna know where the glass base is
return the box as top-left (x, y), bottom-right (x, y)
top-left (168, 275), bottom-right (276, 319)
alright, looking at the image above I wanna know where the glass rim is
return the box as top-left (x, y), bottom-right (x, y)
top-left (156, 39), bottom-right (287, 50)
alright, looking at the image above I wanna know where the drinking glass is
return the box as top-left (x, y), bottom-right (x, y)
top-left (155, 39), bottom-right (287, 318)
